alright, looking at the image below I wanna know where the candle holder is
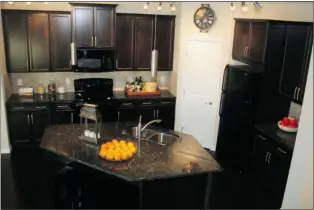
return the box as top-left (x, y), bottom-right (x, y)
top-left (78, 103), bottom-right (102, 145)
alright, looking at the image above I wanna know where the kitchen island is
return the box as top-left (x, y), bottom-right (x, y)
top-left (40, 122), bottom-right (222, 209)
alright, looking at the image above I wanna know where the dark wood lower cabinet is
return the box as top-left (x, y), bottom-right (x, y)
top-left (7, 111), bottom-right (32, 143)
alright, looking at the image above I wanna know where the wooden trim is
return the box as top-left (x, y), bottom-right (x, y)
top-left (70, 3), bottom-right (118, 8)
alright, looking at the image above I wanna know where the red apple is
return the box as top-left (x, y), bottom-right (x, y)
top-left (282, 117), bottom-right (291, 126)
top-left (291, 119), bottom-right (298, 127)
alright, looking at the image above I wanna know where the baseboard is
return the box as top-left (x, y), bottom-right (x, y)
top-left (1, 148), bottom-right (11, 154)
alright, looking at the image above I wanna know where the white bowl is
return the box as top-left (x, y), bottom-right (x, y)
top-left (278, 121), bottom-right (298, 133)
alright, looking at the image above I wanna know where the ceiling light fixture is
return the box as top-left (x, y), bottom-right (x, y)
top-left (26, 1), bottom-right (32, 5)
top-left (43, 1), bottom-right (48, 4)
top-left (229, 2), bottom-right (236, 12)
top-left (241, 2), bottom-right (248, 13)
top-left (157, 2), bottom-right (162, 11)
top-left (253, 1), bottom-right (262, 10)
top-left (144, 2), bottom-right (150, 11)
top-left (170, 3), bottom-right (176, 12)
top-left (8, 1), bottom-right (14, 4)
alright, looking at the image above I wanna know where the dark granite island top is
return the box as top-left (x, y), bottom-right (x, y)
top-left (40, 122), bottom-right (222, 182)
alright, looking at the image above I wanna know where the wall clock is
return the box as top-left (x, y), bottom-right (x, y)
top-left (193, 4), bottom-right (217, 32)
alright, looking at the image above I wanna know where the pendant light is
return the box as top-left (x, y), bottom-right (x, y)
top-left (151, 13), bottom-right (159, 82)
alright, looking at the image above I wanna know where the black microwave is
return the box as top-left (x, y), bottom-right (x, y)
top-left (73, 48), bottom-right (115, 72)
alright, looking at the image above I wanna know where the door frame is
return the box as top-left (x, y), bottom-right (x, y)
top-left (175, 37), bottom-right (224, 150)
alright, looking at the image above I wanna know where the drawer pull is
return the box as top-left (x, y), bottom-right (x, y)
top-left (36, 106), bottom-right (47, 109)
top-left (142, 102), bottom-right (152, 105)
top-left (57, 105), bottom-right (69, 108)
top-left (258, 134), bottom-right (266, 140)
top-left (277, 147), bottom-right (287, 154)
top-left (122, 103), bottom-right (133, 106)
top-left (13, 106), bottom-right (25, 110)
top-left (162, 101), bottom-right (171, 104)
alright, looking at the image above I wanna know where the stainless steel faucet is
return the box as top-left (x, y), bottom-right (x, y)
top-left (137, 115), bottom-right (161, 155)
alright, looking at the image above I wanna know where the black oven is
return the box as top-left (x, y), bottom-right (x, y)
top-left (74, 49), bottom-right (115, 72)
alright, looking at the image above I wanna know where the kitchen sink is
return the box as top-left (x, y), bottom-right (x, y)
top-left (130, 127), bottom-right (179, 146)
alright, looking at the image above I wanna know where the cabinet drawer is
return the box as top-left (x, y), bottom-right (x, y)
top-left (119, 101), bottom-right (137, 109)
top-left (54, 103), bottom-right (73, 110)
top-left (8, 104), bottom-right (50, 111)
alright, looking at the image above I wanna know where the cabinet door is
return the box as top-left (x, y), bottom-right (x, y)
top-left (94, 7), bottom-right (115, 48)
top-left (232, 21), bottom-right (250, 61)
top-left (31, 111), bottom-right (51, 141)
top-left (250, 134), bottom-right (272, 182)
top-left (156, 105), bottom-right (175, 130)
top-left (137, 107), bottom-right (155, 124)
top-left (155, 16), bottom-right (175, 70)
top-left (7, 112), bottom-right (32, 143)
top-left (51, 111), bottom-right (73, 124)
top-left (279, 24), bottom-right (311, 101)
top-left (118, 109), bottom-right (138, 121)
top-left (72, 7), bottom-right (94, 47)
top-left (134, 16), bottom-right (154, 70)
top-left (50, 14), bottom-right (71, 71)
top-left (27, 13), bottom-right (50, 71)
top-left (248, 21), bottom-right (268, 63)
top-left (2, 12), bottom-right (29, 72)
top-left (116, 15), bottom-right (135, 70)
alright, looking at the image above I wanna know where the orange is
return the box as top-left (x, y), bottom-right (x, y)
top-left (99, 150), bottom-right (106, 158)
top-left (127, 142), bottom-right (134, 148)
top-left (129, 146), bottom-right (136, 154)
top-left (114, 152), bottom-right (121, 161)
top-left (115, 147), bottom-right (121, 152)
top-left (127, 151), bottom-right (133, 158)
top-left (121, 151), bottom-right (128, 160)
top-left (107, 142), bottom-right (113, 148)
top-left (112, 139), bottom-right (119, 144)
top-left (107, 148), bottom-right (114, 153)
top-left (106, 152), bottom-right (114, 160)
top-left (120, 140), bottom-right (126, 145)
top-left (121, 144), bottom-right (128, 151)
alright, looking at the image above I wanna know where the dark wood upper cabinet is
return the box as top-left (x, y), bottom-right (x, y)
top-left (248, 22), bottom-right (268, 63)
top-left (232, 19), bottom-right (268, 64)
top-left (50, 13), bottom-right (71, 71)
top-left (71, 4), bottom-right (117, 48)
top-left (94, 7), bottom-right (115, 48)
top-left (116, 15), bottom-right (135, 70)
top-left (2, 12), bottom-right (29, 73)
top-left (72, 6), bottom-right (94, 47)
top-left (279, 23), bottom-right (313, 104)
top-left (155, 16), bottom-right (175, 70)
top-left (232, 21), bottom-right (251, 62)
top-left (134, 16), bottom-right (154, 70)
top-left (27, 13), bottom-right (50, 71)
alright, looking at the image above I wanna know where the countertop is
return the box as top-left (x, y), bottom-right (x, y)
top-left (6, 91), bottom-right (176, 104)
top-left (255, 124), bottom-right (297, 156)
top-left (40, 122), bottom-right (222, 182)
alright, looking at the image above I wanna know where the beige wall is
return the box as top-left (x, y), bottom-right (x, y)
top-left (1, 1), bottom-right (180, 93)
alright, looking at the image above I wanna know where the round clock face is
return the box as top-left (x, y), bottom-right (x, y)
top-left (194, 6), bottom-right (216, 30)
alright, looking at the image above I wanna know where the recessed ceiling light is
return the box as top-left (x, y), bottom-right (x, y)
top-left (26, 2), bottom-right (32, 5)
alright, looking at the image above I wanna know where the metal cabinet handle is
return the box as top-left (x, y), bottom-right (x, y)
top-left (27, 114), bottom-right (31, 125)
top-left (91, 36), bottom-right (94, 46)
top-left (153, 110), bottom-right (156, 119)
top-left (26, 59), bottom-right (29, 70)
top-left (161, 101), bottom-right (171, 104)
top-left (277, 147), bottom-right (287, 154)
top-left (142, 102), bottom-right (152, 105)
top-left (13, 106), bottom-right (25, 110)
top-left (116, 60), bottom-right (118, 68)
top-left (57, 105), bottom-right (68, 108)
top-left (267, 152), bottom-right (272, 163)
top-left (36, 106), bottom-right (47, 109)
top-left (293, 87), bottom-right (297, 99)
top-left (265, 152), bottom-right (269, 162)
top-left (94, 36), bottom-right (97, 46)
top-left (71, 113), bottom-right (74, 123)
top-left (297, 87), bottom-right (300, 101)
top-left (258, 134), bottom-right (266, 140)
top-left (122, 103), bottom-right (133, 106)
top-left (118, 111), bottom-right (120, 120)
top-left (31, 114), bottom-right (33, 125)
top-left (157, 109), bottom-right (159, 118)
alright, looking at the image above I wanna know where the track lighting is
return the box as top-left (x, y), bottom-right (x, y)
top-left (229, 2), bottom-right (236, 12)
top-left (144, 2), bottom-right (150, 11)
top-left (253, 2), bottom-right (262, 10)
top-left (157, 2), bottom-right (162, 11)
top-left (170, 3), bottom-right (176, 12)
top-left (241, 2), bottom-right (248, 13)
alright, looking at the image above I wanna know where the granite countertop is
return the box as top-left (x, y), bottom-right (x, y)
top-left (7, 90), bottom-right (176, 104)
top-left (40, 122), bottom-right (222, 182)
top-left (255, 124), bottom-right (297, 156)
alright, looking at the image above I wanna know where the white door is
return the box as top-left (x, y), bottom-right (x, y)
top-left (181, 39), bottom-right (223, 150)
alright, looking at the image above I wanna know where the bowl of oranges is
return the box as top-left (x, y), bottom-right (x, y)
top-left (99, 139), bottom-right (137, 161)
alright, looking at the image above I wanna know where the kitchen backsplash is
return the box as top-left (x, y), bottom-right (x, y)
top-left (9, 71), bottom-right (171, 93)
